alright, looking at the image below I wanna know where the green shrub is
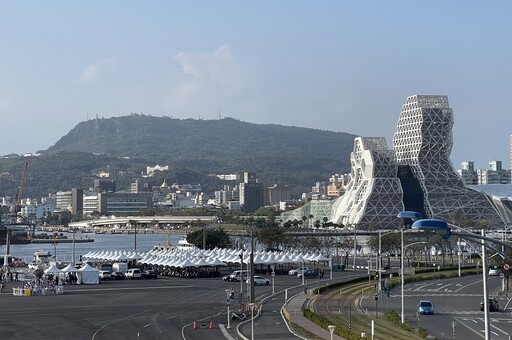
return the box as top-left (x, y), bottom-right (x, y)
top-left (303, 309), bottom-right (368, 340)
top-left (418, 327), bottom-right (429, 338)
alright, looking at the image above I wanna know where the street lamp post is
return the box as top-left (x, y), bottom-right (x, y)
top-left (481, 229), bottom-right (490, 340)
top-left (397, 211), bottom-right (422, 325)
top-left (239, 251), bottom-right (244, 310)
top-left (353, 225), bottom-right (357, 271)
top-left (401, 226), bottom-right (404, 324)
top-left (301, 259), bottom-right (305, 286)
top-left (328, 325), bottom-right (336, 340)
top-left (225, 289), bottom-right (232, 329)
top-left (249, 302), bottom-right (256, 340)
top-left (271, 265), bottom-right (275, 294)
top-left (72, 227), bottom-right (76, 264)
top-left (457, 237), bottom-right (461, 277)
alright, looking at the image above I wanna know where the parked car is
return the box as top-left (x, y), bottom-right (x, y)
top-left (247, 276), bottom-right (270, 286)
top-left (417, 300), bottom-right (434, 315)
top-left (125, 268), bottom-right (142, 279)
top-left (110, 271), bottom-right (125, 280)
top-left (142, 269), bottom-right (157, 279)
top-left (297, 269), bottom-right (318, 279)
top-left (98, 270), bottom-right (111, 280)
top-left (481, 297), bottom-right (500, 312)
top-left (225, 270), bottom-right (249, 282)
top-left (288, 267), bottom-right (309, 276)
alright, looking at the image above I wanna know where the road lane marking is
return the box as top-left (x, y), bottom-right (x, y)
top-left (490, 322), bottom-right (510, 335)
top-left (92, 309), bottom-right (150, 340)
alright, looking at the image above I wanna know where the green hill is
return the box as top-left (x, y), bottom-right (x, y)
top-left (1, 115), bottom-right (356, 198)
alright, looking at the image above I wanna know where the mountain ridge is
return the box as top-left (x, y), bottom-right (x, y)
top-left (1, 115), bottom-right (357, 199)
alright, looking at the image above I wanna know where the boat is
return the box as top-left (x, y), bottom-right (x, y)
top-left (177, 237), bottom-right (197, 250)
top-left (152, 237), bottom-right (197, 252)
top-left (0, 224), bottom-right (33, 244)
top-left (27, 250), bottom-right (53, 270)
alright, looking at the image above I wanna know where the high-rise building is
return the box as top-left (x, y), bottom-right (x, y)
top-left (268, 184), bottom-right (291, 205)
top-left (457, 161), bottom-right (477, 185)
top-left (71, 188), bottom-right (84, 215)
top-left (239, 172), bottom-right (264, 213)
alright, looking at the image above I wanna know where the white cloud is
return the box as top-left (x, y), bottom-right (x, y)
top-left (167, 45), bottom-right (244, 111)
top-left (79, 57), bottom-right (118, 83)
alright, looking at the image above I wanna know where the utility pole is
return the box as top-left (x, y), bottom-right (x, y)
top-left (250, 227), bottom-right (255, 303)
top-left (202, 224), bottom-right (206, 249)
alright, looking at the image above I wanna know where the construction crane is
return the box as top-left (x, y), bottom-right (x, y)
top-left (14, 161), bottom-right (29, 214)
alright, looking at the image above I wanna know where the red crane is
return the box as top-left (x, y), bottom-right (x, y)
top-left (14, 161), bottom-right (29, 214)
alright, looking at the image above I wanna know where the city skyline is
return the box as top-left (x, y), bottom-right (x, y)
top-left (1, 2), bottom-right (511, 169)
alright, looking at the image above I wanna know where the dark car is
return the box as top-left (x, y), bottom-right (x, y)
top-left (110, 271), bottom-right (125, 280)
top-left (481, 297), bottom-right (499, 312)
top-left (298, 269), bottom-right (318, 279)
top-left (142, 270), bottom-right (158, 279)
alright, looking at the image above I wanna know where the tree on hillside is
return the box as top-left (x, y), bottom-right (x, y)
top-left (186, 227), bottom-right (232, 249)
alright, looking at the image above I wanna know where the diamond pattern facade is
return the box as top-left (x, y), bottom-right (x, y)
top-left (328, 95), bottom-right (501, 230)
top-left (392, 95), bottom-right (499, 227)
top-left (330, 137), bottom-right (404, 228)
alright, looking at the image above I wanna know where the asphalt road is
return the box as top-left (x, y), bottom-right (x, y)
top-left (0, 270), bottom-right (331, 340)
top-left (361, 273), bottom-right (512, 339)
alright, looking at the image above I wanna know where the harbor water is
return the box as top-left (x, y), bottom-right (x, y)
top-left (0, 232), bottom-right (183, 264)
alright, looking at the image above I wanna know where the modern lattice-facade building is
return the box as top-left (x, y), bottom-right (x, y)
top-left (392, 95), bottom-right (499, 227)
top-left (330, 137), bottom-right (404, 228)
top-left (326, 95), bottom-right (503, 229)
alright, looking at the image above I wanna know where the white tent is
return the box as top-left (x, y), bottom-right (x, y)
top-left (44, 265), bottom-right (62, 275)
top-left (61, 263), bottom-right (79, 273)
top-left (77, 263), bottom-right (99, 284)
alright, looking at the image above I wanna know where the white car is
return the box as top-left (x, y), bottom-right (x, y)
top-left (488, 268), bottom-right (500, 276)
top-left (247, 276), bottom-right (270, 286)
top-left (99, 270), bottom-right (111, 280)
top-left (125, 268), bottom-right (142, 279)
top-left (288, 267), bottom-right (309, 276)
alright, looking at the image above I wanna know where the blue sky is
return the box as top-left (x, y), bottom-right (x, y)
top-left (1, 1), bottom-right (511, 170)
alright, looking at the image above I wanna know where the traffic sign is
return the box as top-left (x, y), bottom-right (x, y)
top-left (226, 298), bottom-right (231, 305)
top-left (271, 272), bottom-right (275, 277)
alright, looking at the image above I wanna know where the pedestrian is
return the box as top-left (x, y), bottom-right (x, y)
top-left (15, 272), bottom-right (18, 282)
top-left (320, 269), bottom-right (324, 279)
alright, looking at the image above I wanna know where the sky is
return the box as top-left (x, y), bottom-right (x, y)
top-left (1, 1), bottom-right (511, 170)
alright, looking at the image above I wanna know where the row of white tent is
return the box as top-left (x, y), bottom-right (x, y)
top-left (82, 248), bottom-right (330, 269)
top-left (43, 263), bottom-right (99, 284)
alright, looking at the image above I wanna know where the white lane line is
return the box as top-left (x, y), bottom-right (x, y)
top-left (490, 322), bottom-right (510, 335)
top-left (166, 316), bottom-right (177, 320)
top-left (92, 309), bottom-right (150, 340)
top-left (144, 323), bottom-right (151, 328)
